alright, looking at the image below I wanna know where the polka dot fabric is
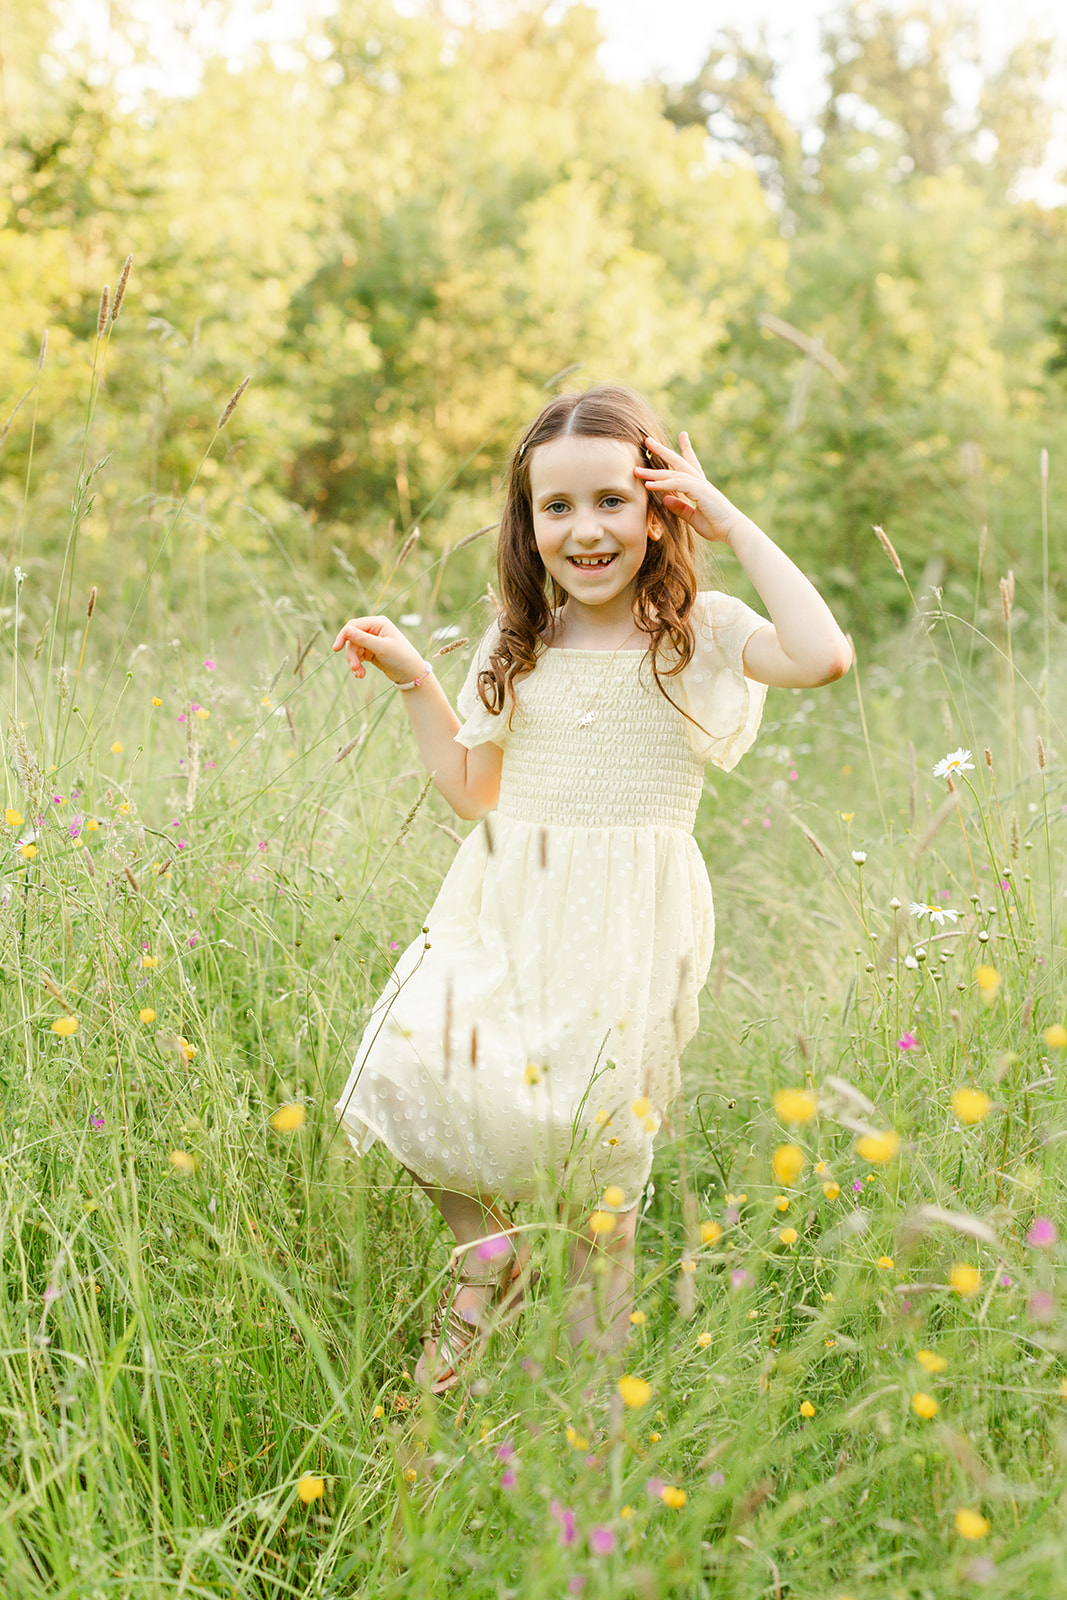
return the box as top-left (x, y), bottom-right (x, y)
top-left (335, 592), bottom-right (768, 1211)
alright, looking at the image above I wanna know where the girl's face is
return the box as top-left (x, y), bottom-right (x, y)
top-left (527, 435), bottom-right (654, 628)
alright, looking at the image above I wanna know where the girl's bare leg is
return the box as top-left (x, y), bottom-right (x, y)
top-left (411, 1178), bottom-right (512, 1382)
top-left (564, 1204), bottom-right (639, 1354)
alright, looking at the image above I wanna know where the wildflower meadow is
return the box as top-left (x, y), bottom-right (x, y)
top-left (2, 296), bottom-right (1066, 1600)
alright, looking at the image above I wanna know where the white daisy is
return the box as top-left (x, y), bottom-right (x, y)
top-left (932, 748), bottom-right (974, 779)
top-left (851, 850), bottom-right (867, 864)
top-left (910, 901), bottom-right (960, 926)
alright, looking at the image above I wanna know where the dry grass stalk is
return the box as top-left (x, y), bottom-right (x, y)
top-left (111, 255), bottom-right (133, 322)
top-left (451, 521), bottom-right (498, 553)
top-left (124, 865), bottom-right (140, 893)
top-left (1000, 570), bottom-right (1014, 622)
top-left (96, 286), bottom-right (110, 337)
top-left (802, 828), bottom-right (825, 859)
top-left (87, 586), bottom-right (97, 619)
top-left (435, 636), bottom-right (469, 657)
top-left (873, 524), bottom-right (904, 576)
top-left (911, 1203), bottom-right (997, 1244)
top-left (914, 790), bottom-right (960, 858)
top-left (1037, 735), bottom-right (1045, 770)
top-left (1010, 813), bottom-right (1020, 859)
top-left (395, 524), bottom-right (421, 566)
top-left (984, 747), bottom-right (993, 770)
top-left (38, 329), bottom-right (48, 371)
top-left (823, 1076), bottom-right (877, 1116)
top-left (0, 390), bottom-right (30, 449)
top-left (217, 376), bottom-right (251, 430)
top-left (335, 731), bottom-right (365, 763)
top-left (435, 822), bottom-right (463, 846)
top-left (292, 628), bottom-right (321, 676)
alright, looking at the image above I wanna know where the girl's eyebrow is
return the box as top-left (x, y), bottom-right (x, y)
top-left (535, 482), bottom-right (636, 501)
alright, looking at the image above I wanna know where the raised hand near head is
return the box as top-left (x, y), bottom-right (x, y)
top-left (635, 433), bottom-right (745, 545)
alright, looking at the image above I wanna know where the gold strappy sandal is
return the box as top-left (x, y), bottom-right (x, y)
top-left (416, 1246), bottom-right (533, 1394)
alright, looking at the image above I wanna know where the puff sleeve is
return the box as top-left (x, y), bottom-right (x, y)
top-left (680, 592), bottom-right (769, 770)
top-left (453, 621), bottom-right (511, 750)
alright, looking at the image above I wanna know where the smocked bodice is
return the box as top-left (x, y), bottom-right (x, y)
top-left (495, 650), bottom-right (703, 831)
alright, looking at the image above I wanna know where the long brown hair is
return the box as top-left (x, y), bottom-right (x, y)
top-left (478, 386), bottom-right (702, 718)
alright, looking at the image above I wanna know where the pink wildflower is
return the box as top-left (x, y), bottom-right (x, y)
top-left (550, 1501), bottom-right (577, 1546)
top-left (1027, 1217), bottom-right (1057, 1249)
top-left (896, 1032), bottom-right (918, 1051)
top-left (589, 1526), bottom-right (616, 1556)
top-left (1029, 1291), bottom-right (1056, 1324)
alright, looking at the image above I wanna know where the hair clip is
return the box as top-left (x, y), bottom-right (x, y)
top-left (517, 439), bottom-right (528, 460)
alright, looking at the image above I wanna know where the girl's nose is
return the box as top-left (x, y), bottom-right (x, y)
top-left (573, 509), bottom-right (601, 543)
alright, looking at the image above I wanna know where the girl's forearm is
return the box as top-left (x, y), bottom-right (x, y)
top-left (727, 514), bottom-right (852, 686)
top-left (400, 675), bottom-right (499, 820)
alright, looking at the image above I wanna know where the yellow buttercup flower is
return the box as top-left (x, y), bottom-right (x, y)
top-left (855, 1130), bottom-right (900, 1164)
top-left (168, 1149), bottom-right (197, 1175)
top-left (270, 1102), bottom-right (307, 1132)
top-left (954, 1507), bottom-right (990, 1540)
top-left (697, 1331), bottom-right (712, 1348)
top-left (772, 1144), bottom-right (806, 1186)
top-left (110, 741), bottom-right (123, 754)
top-left (917, 1350), bottom-right (948, 1374)
top-left (952, 1088), bottom-right (991, 1124)
top-left (775, 1195), bottom-right (790, 1211)
top-left (1044, 1024), bottom-right (1067, 1051)
top-left (949, 1263), bottom-right (981, 1297)
top-left (141, 954), bottom-right (159, 968)
top-left (5, 808), bottom-right (22, 826)
top-left (823, 1182), bottom-right (841, 1200)
top-left (800, 1400), bottom-right (815, 1417)
top-left (877, 1255), bottom-right (894, 1269)
top-left (178, 1037), bottom-right (197, 1062)
top-left (631, 1096), bottom-right (651, 1118)
top-left (195, 707), bottom-right (210, 720)
top-left (975, 965), bottom-right (1001, 1004)
top-left (617, 1375), bottom-right (653, 1408)
top-left (297, 1474), bottom-right (325, 1503)
top-left (911, 1392), bottom-right (938, 1419)
top-left (138, 1007), bottom-right (157, 1024)
top-left (602, 1185), bottom-right (626, 1208)
top-left (51, 1016), bottom-right (79, 1036)
top-left (588, 1211), bottom-right (616, 1236)
top-left (20, 842), bottom-right (36, 860)
top-left (699, 1220), bottom-right (721, 1245)
top-left (660, 1485), bottom-right (686, 1509)
top-left (629, 1309), bottom-right (647, 1325)
top-left (778, 1227), bottom-right (798, 1245)
top-left (152, 697), bottom-right (163, 707)
top-left (773, 1088), bottom-right (817, 1124)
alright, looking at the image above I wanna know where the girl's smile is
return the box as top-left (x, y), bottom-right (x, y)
top-left (528, 435), bottom-right (653, 633)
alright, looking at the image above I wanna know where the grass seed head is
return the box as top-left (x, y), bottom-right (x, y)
top-left (96, 286), bottom-right (110, 337)
top-left (111, 255), bottom-right (133, 321)
top-left (873, 524), bottom-right (904, 576)
top-left (217, 376), bottom-right (251, 430)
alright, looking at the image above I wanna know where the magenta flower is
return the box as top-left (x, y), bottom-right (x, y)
top-left (1027, 1216), bottom-right (1057, 1249)
top-left (494, 1440), bottom-right (515, 1462)
top-left (567, 1581), bottom-right (587, 1595)
top-left (188, 932), bottom-right (198, 947)
top-left (257, 842), bottom-right (268, 852)
top-left (589, 1526), bottom-right (616, 1556)
top-left (500, 1468), bottom-right (517, 1489)
top-left (90, 1111), bottom-right (104, 1129)
top-left (43, 1284), bottom-right (60, 1304)
top-left (550, 1501), bottom-right (577, 1546)
top-left (1000, 1274), bottom-right (1014, 1288)
top-left (729, 1268), bottom-right (749, 1290)
top-left (851, 1179), bottom-right (864, 1193)
top-left (476, 1234), bottom-right (510, 1263)
top-left (1029, 1291), bottom-right (1056, 1324)
top-left (707, 1469), bottom-right (726, 1487)
top-left (645, 1476), bottom-right (666, 1498)
top-left (204, 659), bottom-right (216, 670)
top-left (896, 1032), bottom-right (918, 1051)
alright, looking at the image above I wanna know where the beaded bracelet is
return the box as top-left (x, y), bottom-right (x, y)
top-left (395, 662), bottom-right (434, 692)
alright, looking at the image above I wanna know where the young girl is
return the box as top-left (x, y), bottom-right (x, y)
top-left (333, 386), bottom-right (850, 1391)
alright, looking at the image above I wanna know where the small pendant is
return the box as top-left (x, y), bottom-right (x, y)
top-left (577, 712), bottom-right (596, 728)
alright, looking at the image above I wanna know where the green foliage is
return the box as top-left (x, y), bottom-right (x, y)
top-left (3, 0), bottom-right (1065, 645)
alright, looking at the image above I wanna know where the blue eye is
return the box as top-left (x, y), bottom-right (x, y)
top-left (601, 495), bottom-right (624, 508)
top-left (545, 500), bottom-right (569, 514)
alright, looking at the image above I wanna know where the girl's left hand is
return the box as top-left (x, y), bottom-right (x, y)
top-left (635, 433), bottom-right (744, 544)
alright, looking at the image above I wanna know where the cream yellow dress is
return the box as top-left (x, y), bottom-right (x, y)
top-left (335, 592), bottom-right (767, 1211)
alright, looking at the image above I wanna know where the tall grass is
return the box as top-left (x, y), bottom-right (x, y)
top-left (1, 302), bottom-right (1065, 1600)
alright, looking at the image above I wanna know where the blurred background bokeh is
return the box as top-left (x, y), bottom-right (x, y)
top-left (2, 0), bottom-right (1065, 637)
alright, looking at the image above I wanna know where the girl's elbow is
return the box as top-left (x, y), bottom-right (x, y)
top-left (823, 645), bottom-right (853, 683)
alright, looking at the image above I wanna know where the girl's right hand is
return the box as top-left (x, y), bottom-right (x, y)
top-left (332, 615), bottom-right (426, 685)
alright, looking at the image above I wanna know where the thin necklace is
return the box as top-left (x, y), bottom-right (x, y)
top-left (555, 623), bottom-right (640, 729)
